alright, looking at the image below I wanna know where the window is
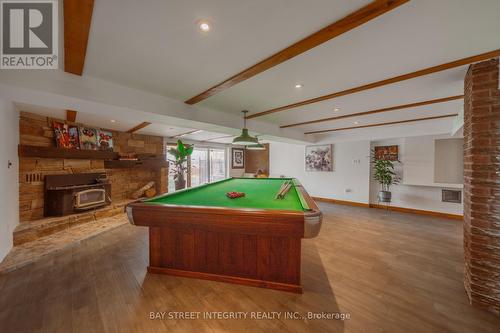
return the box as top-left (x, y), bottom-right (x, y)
top-left (191, 148), bottom-right (208, 186)
top-left (209, 149), bottom-right (226, 182)
top-left (167, 144), bottom-right (228, 191)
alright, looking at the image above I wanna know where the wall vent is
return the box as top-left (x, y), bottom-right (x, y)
top-left (442, 189), bottom-right (462, 203)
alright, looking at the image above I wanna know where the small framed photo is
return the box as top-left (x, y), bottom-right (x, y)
top-left (305, 144), bottom-right (333, 172)
top-left (232, 148), bottom-right (245, 169)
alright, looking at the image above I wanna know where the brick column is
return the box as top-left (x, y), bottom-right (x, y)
top-left (463, 58), bottom-right (500, 315)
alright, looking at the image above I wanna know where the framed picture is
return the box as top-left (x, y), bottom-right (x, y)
top-left (374, 145), bottom-right (398, 161)
top-left (97, 130), bottom-right (114, 151)
top-left (232, 148), bottom-right (245, 169)
top-left (53, 121), bottom-right (80, 149)
top-left (79, 127), bottom-right (98, 150)
top-left (305, 144), bottom-right (333, 172)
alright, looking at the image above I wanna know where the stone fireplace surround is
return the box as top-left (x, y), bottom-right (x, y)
top-left (16, 111), bottom-right (168, 244)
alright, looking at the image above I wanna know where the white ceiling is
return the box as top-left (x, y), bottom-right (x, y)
top-left (55, 0), bottom-right (500, 142)
top-left (14, 102), bottom-right (236, 143)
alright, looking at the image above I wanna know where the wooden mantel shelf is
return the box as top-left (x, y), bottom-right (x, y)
top-left (104, 159), bottom-right (168, 169)
top-left (18, 145), bottom-right (119, 160)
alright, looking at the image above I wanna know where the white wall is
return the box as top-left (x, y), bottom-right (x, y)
top-left (0, 99), bottom-right (20, 261)
top-left (268, 134), bottom-right (463, 216)
top-left (269, 141), bottom-right (371, 203)
top-left (370, 137), bottom-right (463, 215)
top-left (434, 138), bottom-right (463, 184)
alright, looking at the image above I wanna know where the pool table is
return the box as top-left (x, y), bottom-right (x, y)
top-left (126, 177), bottom-right (322, 293)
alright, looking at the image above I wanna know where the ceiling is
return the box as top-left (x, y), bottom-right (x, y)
top-left (80, 1), bottom-right (500, 140)
top-left (15, 102), bottom-right (237, 144)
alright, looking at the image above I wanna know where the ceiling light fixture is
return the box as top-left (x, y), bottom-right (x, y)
top-left (233, 110), bottom-right (258, 145)
top-left (333, 107), bottom-right (340, 112)
top-left (295, 83), bottom-right (303, 89)
top-left (198, 21), bottom-right (211, 32)
top-left (110, 119), bottom-right (116, 123)
top-left (354, 121), bottom-right (359, 125)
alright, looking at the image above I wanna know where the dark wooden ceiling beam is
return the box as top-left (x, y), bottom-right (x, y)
top-left (184, 0), bottom-right (410, 105)
top-left (66, 110), bottom-right (78, 122)
top-left (247, 49), bottom-right (500, 119)
top-left (280, 95), bottom-right (463, 128)
top-left (127, 122), bottom-right (151, 134)
top-left (64, 0), bottom-right (95, 75)
top-left (305, 114), bottom-right (458, 135)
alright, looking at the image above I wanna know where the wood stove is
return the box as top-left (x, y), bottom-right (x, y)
top-left (44, 173), bottom-right (111, 217)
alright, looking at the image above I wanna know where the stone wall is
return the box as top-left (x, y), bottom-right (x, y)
top-left (19, 111), bottom-right (167, 222)
top-left (463, 58), bottom-right (500, 315)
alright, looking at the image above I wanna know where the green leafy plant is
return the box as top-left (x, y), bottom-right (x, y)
top-left (371, 150), bottom-right (400, 192)
top-left (167, 140), bottom-right (193, 189)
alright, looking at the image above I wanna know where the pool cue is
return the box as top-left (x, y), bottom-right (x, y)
top-left (279, 182), bottom-right (292, 199)
top-left (275, 180), bottom-right (290, 199)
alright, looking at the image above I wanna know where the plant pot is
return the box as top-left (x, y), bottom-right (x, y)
top-left (378, 190), bottom-right (392, 203)
top-left (175, 176), bottom-right (186, 191)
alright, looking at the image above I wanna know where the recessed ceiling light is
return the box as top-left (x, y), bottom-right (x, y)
top-left (110, 119), bottom-right (116, 123)
top-left (294, 84), bottom-right (303, 89)
top-left (198, 21), bottom-right (211, 32)
top-left (354, 121), bottom-right (359, 125)
top-left (333, 107), bottom-right (340, 112)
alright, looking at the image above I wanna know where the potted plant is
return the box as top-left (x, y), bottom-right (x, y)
top-left (371, 151), bottom-right (400, 203)
top-left (168, 140), bottom-right (193, 190)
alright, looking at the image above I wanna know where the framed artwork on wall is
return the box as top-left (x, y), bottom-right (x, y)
top-left (97, 130), bottom-right (114, 151)
top-left (374, 145), bottom-right (399, 161)
top-left (79, 127), bottom-right (98, 150)
top-left (305, 144), bottom-right (333, 172)
top-left (231, 148), bottom-right (245, 169)
top-left (53, 121), bottom-right (80, 149)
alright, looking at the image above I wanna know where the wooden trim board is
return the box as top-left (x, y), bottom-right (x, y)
top-left (304, 113), bottom-right (457, 134)
top-left (184, 0), bottom-right (409, 104)
top-left (127, 122), bottom-right (151, 134)
top-left (369, 204), bottom-right (463, 220)
top-left (64, 0), bottom-right (95, 75)
top-left (280, 95), bottom-right (463, 128)
top-left (313, 196), bottom-right (463, 220)
top-left (247, 49), bottom-right (500, 119)
top-left (312, 197), bottom-right (370, 208)
top-left (66, 110), bottom-right (77, 122)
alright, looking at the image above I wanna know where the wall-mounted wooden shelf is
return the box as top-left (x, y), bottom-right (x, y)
top-left (18, 145), bottom-right (119, 160)
top-left (104, 159), bottom-right (168, 169)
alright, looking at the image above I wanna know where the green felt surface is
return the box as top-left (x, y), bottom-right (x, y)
top-left (146, 178), bottom-right (306, 211)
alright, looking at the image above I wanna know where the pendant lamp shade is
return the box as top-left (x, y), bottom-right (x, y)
top-left (233, 110), bottom-right (258, 145)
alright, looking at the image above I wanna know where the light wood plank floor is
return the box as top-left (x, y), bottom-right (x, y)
top-left (1, 203), bottom-right (499, 333)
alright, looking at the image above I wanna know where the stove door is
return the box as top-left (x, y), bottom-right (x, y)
top-left (74, 189), bottom-right (106, 209)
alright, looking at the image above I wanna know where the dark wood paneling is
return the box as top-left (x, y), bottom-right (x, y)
top-left (148, 224), bottom-right (301, 291)
top-left (245, 143), bottom-right (270, 174)
top-left (184, 0), bottom-right (409, 104)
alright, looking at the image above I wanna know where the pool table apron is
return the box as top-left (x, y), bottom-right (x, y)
top-left (126, 204), bottom-right (320, 293)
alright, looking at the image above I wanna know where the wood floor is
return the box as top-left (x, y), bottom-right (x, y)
top-left (1, 203), bottom-right (499, 332)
